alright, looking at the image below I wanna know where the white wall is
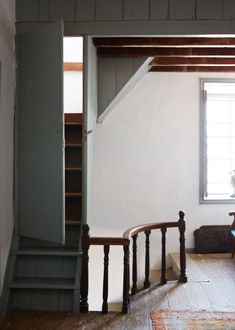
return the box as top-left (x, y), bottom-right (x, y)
top-left (0, 0), bottom-right (15, 293)
top-left (64, 71), bottom-right (83, 113)
top-left (89, 71), bottom-right (235, 310)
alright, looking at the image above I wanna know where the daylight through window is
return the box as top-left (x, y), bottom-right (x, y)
top-left (201, 81), bottom-right (235, 202)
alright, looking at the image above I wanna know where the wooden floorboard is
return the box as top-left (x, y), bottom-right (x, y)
top-left (1, 253), bottom-right (235, 329)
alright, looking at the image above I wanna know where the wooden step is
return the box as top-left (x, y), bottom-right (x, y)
top-left (8, 277), bottom-right (77, 290)
top-left (169, 252), bottom-right (209, 282)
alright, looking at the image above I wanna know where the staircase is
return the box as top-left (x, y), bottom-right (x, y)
top-left (0, 113), bottom-right (83, 316)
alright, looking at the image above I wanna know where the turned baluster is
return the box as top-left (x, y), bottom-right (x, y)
top-left (122, 244), bottom-right (130, 314)
top-left (80, 224), bottom-right (90, 313)
top-left (178, 210), bottom-right (187, 283)
top-left (131, 234), bottom-right (138, 295)
top-left (102, 245), bottom-right (110, 313)
top-left (161, 227), bottom-right (167, 285)
top-left (144, 230), bottom-right (151, 288)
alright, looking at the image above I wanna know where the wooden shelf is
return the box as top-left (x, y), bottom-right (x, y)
top-left (65, 220), bottom-right (82, 226)
top-left (65, 122), bottom-right (82, 126)
top-left (65, 193), bottom-right (82, 197)
top-left (65, 167), bottom-right (82, 172)
top-left (66, 143), bottom-right (82, 148)
top-left (65, 113), bottom-right (82, 125)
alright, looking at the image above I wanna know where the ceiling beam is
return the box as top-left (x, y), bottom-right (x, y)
top-left (151, 57), bottom-right (235, 66)
top-left (97, 47), bottom-right (235, 57)
top-left (94, 37), bottom-right (235, 48)
top-left (149, 66), bottom-right (235, 72)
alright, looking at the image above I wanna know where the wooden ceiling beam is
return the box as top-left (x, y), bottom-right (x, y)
top-left (149, 66), bottom-right (235, 72)
top-left (97, 47), bottom-right (235, 57)
top-left (151, 57), bottom-right (235, 66)
top-left (94, 37), bottom-right (235, 48)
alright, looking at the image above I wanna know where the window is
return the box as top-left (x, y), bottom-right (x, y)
top-left (201, 80), bottom-right (235, 203)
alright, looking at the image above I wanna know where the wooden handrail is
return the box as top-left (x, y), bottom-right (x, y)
top-left (89, 237), bottom-right (129, 246)
top-left (123, 221), bottom-right (179, 239)
top-left (80, 210), bottom-right (187, 315)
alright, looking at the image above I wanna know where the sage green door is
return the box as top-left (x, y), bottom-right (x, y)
top-left (16, 21), bottom-right (65, 244)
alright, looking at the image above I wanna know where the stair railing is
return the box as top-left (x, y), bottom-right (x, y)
top-left (80, 225), bottom-right (130, 314)
top-left (80, 210), bottom-right (187, 314)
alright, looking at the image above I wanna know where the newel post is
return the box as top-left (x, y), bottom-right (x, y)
top-left (178, 211), bottom-right (187, 283)
top-left (80, 224), bottom-right (90, 313)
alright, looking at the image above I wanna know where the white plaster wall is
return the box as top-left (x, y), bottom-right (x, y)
top-left (64, 71), bottom-right (83, 113)
top-left (0, 0), bottom-right (15, 293)
top-left (89, 72), bottom-right (235, 310)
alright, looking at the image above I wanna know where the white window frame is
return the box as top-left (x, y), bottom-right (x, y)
top-left (200, 78), bottom-right (235, 204)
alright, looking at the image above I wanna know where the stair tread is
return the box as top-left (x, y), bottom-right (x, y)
top-left (12, 248), bottom-right (82, 256)
top-left (9, 277), bottom-right (76, 289)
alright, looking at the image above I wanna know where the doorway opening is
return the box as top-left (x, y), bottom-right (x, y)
top-left (63, 37), bottom-right (83, 227)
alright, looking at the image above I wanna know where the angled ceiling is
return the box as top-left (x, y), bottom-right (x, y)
top-left (94, 37), bottom-right (235, 72)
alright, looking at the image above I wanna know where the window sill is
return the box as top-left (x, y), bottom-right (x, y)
top-left (200, 195), bottom-right (235, 204)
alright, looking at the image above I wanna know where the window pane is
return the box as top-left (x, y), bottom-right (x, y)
top-left (231, 124), bottom-right (235, 136)
top-left (230, 102), bottom-right (235, 123)
top-left (231, 138), bottom-right (235, 159)
top-left (207, 137), bottom-right (230, 159)
top-left (207, 183), bottom-right (231, 195)
top-left (207, 100), bottom-right (229, 123)
top-left (207, 160), bottom-right (230, 182)
top-left (231, 160), bottom-right (235, 170)
top-left (207, 123), bottom-right (229, 137)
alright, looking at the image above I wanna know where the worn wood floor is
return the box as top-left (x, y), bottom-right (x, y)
top-left (0, 253), bottom-right (235, 330)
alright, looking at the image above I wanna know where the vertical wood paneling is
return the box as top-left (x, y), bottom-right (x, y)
top-left (98, 57), bottom-right (147, 116)
top-left (169, 0), bottom-right (195, 20)
top-left (116, 58), bottom-right (134, 94)
top-left (196, 0), bottom-right (223, 19)
top-left (124, 0), bottom-right (149, 21)
top-left (50, 0), bottom-right (76, 21)
top-left (11, 290), bottom-right (33, 310)
top-left (35, 257), bottom-right (63, 278)
top-left (38, 0), bottom-right (50, 21)
top-left (133, 57), bottom-right (147, 71)
top-left (98, 58), bottom-right (116, 116)
top-left (59, 291), bottom-right (73, 311)
top-left (96, 0), bottom-right (123, 21)
top-left (16, 0), bottom-right (38, 22)
top-left (31, 290), bottom-right (59, 310)
top-left (150, 0), bottom-right (169, 20)
top-left (223, 0), bottom-right (235, 19)
top-left (76, 0), bottom-right (96, 21)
